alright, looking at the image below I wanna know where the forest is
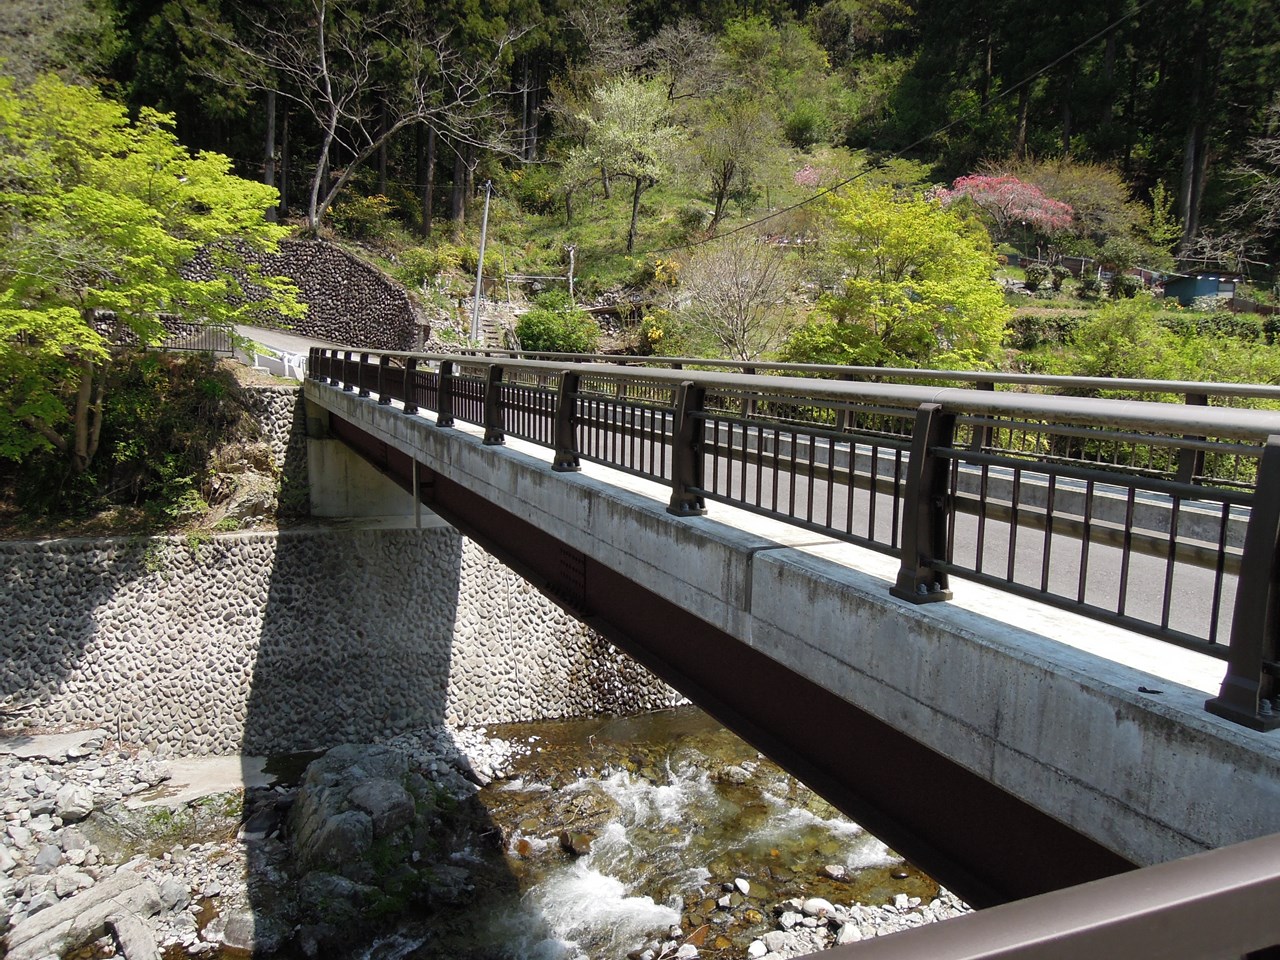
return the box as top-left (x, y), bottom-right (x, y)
top-left (3, 0), bottom-right (1280, 521)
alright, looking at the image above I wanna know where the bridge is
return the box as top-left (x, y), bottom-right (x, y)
top-left (301, 346), bottom-right (1280, 948)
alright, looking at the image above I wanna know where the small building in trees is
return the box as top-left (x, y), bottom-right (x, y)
top-left (1163, 272), bottom-right (1242, 306)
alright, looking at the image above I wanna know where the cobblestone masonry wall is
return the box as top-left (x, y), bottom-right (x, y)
top-left (0, 528), bottom-right (684, 756)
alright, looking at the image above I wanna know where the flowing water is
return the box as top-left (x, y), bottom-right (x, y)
top-left (375, 706), bottom-right (946, 960)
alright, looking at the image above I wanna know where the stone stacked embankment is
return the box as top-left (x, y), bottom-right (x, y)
top-left (0, 525), bottom-right (682, 756)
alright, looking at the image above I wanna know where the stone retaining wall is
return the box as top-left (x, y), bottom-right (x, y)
top-left (0, 526), bottom-right (682, 756)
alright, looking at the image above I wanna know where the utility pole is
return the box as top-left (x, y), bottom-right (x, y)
top-left (471, 180), bottom-right (493, 343)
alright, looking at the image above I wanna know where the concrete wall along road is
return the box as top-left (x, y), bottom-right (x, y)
top-left (0, 525), bottom-right (681, 757)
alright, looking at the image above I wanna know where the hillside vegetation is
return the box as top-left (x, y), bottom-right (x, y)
top-left (3, 0), bottom-right (1280, 524)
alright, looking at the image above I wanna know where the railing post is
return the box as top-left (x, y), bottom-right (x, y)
top-left (358, 352), bottom-right (371, 397)
top-left (342, 351), bottom-right (355, 391)
top-left (1176, 392), bottom-right (1209, 484)
top-left (969, 380), bottom-right (996, 452)
top-left (891, 403), bottom-right (956, 604)
top-left (437, 361), bottom-right (455, 427)
top-left (553, 371), bottom-right (581, 472)
top-left (307, 347), bottom-right (320, 380)
top-left (741, 365), bottom-right (756, 418)
top-left (668, 381), bottom-right (708, 517)
top-left (484, 363), bottom-right (505, 445)
top-left (1206, 435), bottom-right (1280, 731)
top-left (377, 354), bottom-right (391, 405)
top-left (402, 357), bottom-right (419, 415)
top-left (835, 372), bottom-right (855, 433)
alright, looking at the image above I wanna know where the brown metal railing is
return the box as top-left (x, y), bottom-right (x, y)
top-left (816, 831), bottom-right (1280, 960)
top-left (309, 347), bottom-right (1280, 732)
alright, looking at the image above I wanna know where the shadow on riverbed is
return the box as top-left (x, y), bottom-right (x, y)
top-left (242, 513), bottom-right (547, 958)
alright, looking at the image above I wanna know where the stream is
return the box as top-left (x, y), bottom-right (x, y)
top-left (362, 706), bottom-right (960, 960)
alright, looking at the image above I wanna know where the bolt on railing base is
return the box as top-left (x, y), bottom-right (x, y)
top-left (890, 582), bottom-right (955, 605)
top-left (667, 500), bottom-right (708, 518)
top-left (1205, 696), bottom-right (1280, 732)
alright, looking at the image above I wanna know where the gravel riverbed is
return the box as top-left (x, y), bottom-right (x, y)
top-left (1, 719), bottom-right (969, 960)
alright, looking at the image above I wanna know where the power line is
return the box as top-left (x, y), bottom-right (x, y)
top-left (645, 0), bottom-right (1161, 258)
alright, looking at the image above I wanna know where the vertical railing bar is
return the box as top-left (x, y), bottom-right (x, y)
top-left (865, 443), bottom-right (877, 541)
top-left (1007, 468), bottom-right (1022, 584)
top-left (771, 427), bottom-right (780, 512)
top-left (1208, 501), bottom-right (1230, 647)
top-left (1040, 474), bottom-right (1057, 594)
top-left (788, 428), bottom-right (798, 519)
top-left (1077, 479), bottom-right (1095, 605)
top-left (825, 436), bottom-right (835, 531)
top-left (975, 462), bottom-right (990, 573)
top-left (946, 455), bottom-right (959, 564)
top-left (1117, 487), bottom-right (1136, 617)
top-left (801, 434), bottom-right (811, 523)
top-left (755, 424), bottom-right (765, 510)
top-left (1161, 499), bottom-right (1181, 631)
top-left (891, 449), bottom-right (903, 549)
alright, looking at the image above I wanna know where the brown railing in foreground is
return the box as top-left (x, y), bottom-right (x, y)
top-left (819, 831), bottom-right (1280, 960)
top-left (309, 347), bottom-right (1280, 733)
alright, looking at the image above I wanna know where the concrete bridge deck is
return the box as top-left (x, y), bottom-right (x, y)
top-left (303, 378), bottom-right (1280, 908)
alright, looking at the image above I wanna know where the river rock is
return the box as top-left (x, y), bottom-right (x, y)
top-left (801, 897), bottom-right (837, 919)
top-left (5, 869), bottom-right (160, 960)
top-left (55, 784), bottom-right (94, 822)
top-left (107, 913), bottom-right (161, 960)
top-left (348, 779), bottom-right (416, 838)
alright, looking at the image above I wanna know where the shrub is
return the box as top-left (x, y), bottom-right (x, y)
top-left (330, 194), bottom-right (397, 241)
top-left (1023, 263), bottom-right (1050, 292)
top-left (783, 100), bottom-right (830, 149)
top-left (1109, 274), bottom-right (1142, 299)
top-left (1078, 275), bottom-right (1102, 299)
top-left (1050, 265), bottom-right (1071, 291)
top-left (515, 291), bottom-right (600, 354)
top-left (508, 165), bottom-right (559, 215)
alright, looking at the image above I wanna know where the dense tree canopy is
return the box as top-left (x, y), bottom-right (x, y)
top-left (0, 74), bottom-right (299, 472)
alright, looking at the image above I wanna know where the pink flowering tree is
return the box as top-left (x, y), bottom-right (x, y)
top-left (937, 174), bottom-right (1073, 240)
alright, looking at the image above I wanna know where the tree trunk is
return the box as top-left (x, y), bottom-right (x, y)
top-left (377, 101), bottom-right (389, 196)
top-left (627, 178), bottom-right (645, 254)
top-left (1102, 32), bottom-right (1117, 122)
top-left (451, 147), bottom-right (466, 224)
top-left (1014, 86), bottom-right (1031, 160)
top-left (1060, 68), bottom-right (1074, 155)
top-left (71, 355), bottom-right (104, 475)
top-left (1177, 43), bottom-right (1209, 251)
top-left (279, 107), bottom-right (290, 219)
top-left (601, 166), bottom-right (612, 199)
top-left (418, 123), bottom-right (436, 239)
top-left (264, 90), bottom-right (277, 223)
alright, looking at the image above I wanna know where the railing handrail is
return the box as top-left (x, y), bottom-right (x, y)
top-left (446, 347), bottom-right (1280, 403)
top-left (346, 350), bottom-right (1280, 443)
top-left (307, 346), bottom-right (1280, 731)
top-left (815, 831), bottom-right (1280, 960)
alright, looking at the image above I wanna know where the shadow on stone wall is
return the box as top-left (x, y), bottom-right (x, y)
top-left (0, 540), bottom-right (138, 739)
top-left (242, 523), bottom-right (549, 956)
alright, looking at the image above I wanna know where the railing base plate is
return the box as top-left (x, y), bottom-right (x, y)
top-left (1205, 697), bottom-right (1280, 732)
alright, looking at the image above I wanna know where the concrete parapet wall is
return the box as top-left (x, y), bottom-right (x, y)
top-left (0, 524), bottom-right (682, 756)
top-left (307, 381), bottom-right (1280, 870)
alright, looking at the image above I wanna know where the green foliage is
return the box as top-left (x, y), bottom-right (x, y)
top-left (508, 165), bottom-right (560, 215)
top-left (783, 100), bottom-right (831, 149)
top-left (785, 185), bottom-right (1009, 368)
top-left (329, 193), bottom-right (398, 241)
top-left (1029, 297), bottom-right (1280, 388)
top-left (392, 243), bottom-right (473, 288)
top-left (1077, 275), bottom-right (1103, 300)
top-left (13, 352), bottom-right (251, 521)
top-left (0, 73), bottom-right (300, 474)
top-left (1023, 264), bottom-right (1050, 292)
top-left (514, 291), bottom-right (600, 354)
top-left (1050, 265), bottom-right (1071, 291)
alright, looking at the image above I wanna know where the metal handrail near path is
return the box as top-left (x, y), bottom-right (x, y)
top-left (309, 347), bottom-right (1280, 731)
